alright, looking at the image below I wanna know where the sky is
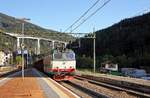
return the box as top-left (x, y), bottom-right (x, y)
top-left (0, 0), bottom-right (150, 33)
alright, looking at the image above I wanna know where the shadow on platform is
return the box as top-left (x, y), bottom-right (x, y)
top-left (0, 68), bottom-right (50, 78)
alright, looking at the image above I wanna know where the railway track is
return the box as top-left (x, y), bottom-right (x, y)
top-left (34, 68), bottom-right (150, 98)
top-left (74, 75), bottom-right (150, 98)
top-left (60, 81), bottom-right (109, 98)
top-left (0, 69), bottom-right (20, 78)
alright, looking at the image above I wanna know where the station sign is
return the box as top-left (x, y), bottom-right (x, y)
top-left (17, 49), bottom-right (28, 55)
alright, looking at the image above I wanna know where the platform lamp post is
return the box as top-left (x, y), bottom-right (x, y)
top-left (20, 18), bottom-right (30, 79)
top-left (92, 28), bottom-right (96, 73)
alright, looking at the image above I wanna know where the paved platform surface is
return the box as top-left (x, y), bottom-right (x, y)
top-left (0, 68), bottom-right (77, 98)
top-left (0, 69), bottom-right (45, 98)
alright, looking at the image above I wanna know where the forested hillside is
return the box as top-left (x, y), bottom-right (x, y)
top-left (73, 12), bottom-right (150, 68)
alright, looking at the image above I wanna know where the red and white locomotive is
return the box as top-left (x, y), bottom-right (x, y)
top-left (43, 49), bottom-right (76, 81)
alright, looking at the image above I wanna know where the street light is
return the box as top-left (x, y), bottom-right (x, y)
top-left (19, 18), bottom-right (30, 79)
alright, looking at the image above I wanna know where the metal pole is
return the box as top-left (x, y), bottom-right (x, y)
top-left (52, 41), bottom-right (55, 49)
top-left (17, 38), bottom-right (20, 49)
top-left (37, 39), bottom-right (40, 55)
top-left (21, 22), bottom-right (24, 79)
top-left (93, 28), bottom-right (96, 73)
top-left (27, 51), bottom-right (28, 68)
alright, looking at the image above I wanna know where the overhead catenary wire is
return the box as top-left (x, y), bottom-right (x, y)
top-left (64, 0), bottom-right (100, 32)
top-left (71, 0), bottom-right (111, 33)
top-left (134, 8), bottom-right (150, 17)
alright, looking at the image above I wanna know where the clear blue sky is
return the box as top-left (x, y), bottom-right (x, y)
top-left (0, 0), bottom-right (150, 33)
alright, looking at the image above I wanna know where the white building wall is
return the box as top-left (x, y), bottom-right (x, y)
top-left (0, 51), bottom-right (12, 66)
top-left (0, 51), bottom-right (5, 66)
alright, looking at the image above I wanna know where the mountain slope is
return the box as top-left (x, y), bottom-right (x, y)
top-left (0, 13), bottom-right (73, 41)
top-left (0, 13), bottom-right (74, 54)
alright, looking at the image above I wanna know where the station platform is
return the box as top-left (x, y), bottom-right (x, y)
top-left (0, 68), bottom-right (79, 98)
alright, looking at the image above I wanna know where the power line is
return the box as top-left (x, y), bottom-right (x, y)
top-left (64, 0), bottom-right (100, 32)
top-left (134, 8), bottom-right (150, 16)
top-left (71, 0), bottom-right (111, 33)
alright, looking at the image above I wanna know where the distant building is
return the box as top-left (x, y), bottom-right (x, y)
top-left (0, 50), bottom-right (12, 66)
top-left (0, 51), bottom-right (5, 66)
top-left (100, 61), bottom-right (118, 72)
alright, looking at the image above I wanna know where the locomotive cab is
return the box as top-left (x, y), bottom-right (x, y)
top-left (43, 49), bottom-right (76, 81)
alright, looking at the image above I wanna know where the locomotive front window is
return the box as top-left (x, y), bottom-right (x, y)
top-left (53, 53), bottom-right (62, 60)
top-left (65, 53), bottom-right (75, 60)
top-left (53, 51), bottom-right (75, 61)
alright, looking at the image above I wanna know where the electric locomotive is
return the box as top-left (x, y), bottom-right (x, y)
top-left (43, 49), bottom-right (76, 81)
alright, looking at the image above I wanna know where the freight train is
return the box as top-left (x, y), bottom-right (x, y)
top-left (34, 49), bottom-right (76, 81)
